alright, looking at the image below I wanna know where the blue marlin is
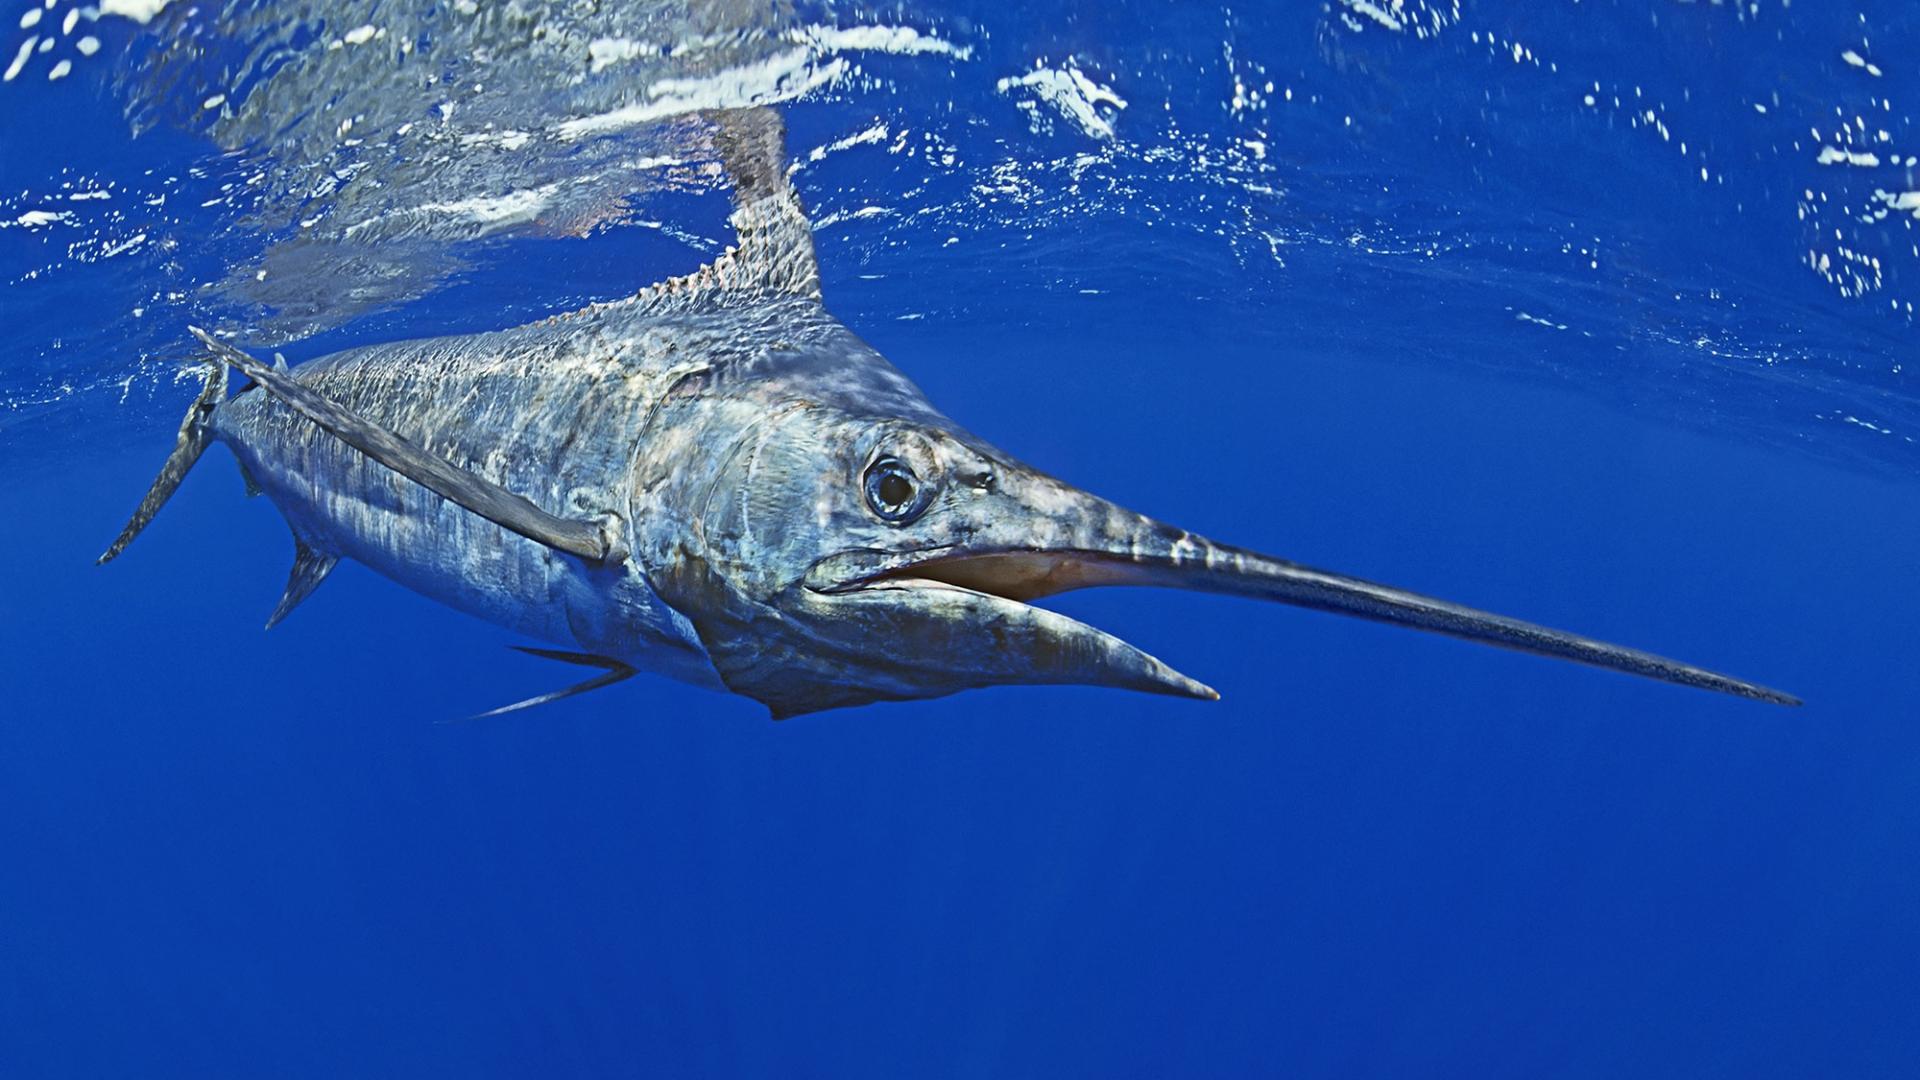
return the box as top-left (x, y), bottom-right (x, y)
top-left (99, 109), bottom-right (1797, 717)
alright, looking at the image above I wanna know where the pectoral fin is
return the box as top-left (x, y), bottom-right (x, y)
top-left (187, 327), bottom-right (614, 563)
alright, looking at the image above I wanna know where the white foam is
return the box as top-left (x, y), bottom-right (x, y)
top-left (4, 37), bottom-right (35, 81)
top-left (1872, 189), bottom-right (1920, 217)
top-left (807, 121), bottom-right (889, 162)
top-left (996, 62), bottom-right (1127, 140)
top-left (343, 24), bottom-right (376, 46)
top-left (461, 129), bottom-right (534, 151)
top-left (1339, 0), bottom-right (1406, 32)
top-left (11, 209), bottom-right (70, 227)
top-left (556, 23), bottom-right (966, 139)
top-left (99, 232), bottom-right (146, 257)
top-left (588, 38), bottom-right (650, 73)
top-left (1817, 145), bottom-right (1880, 167)
top-left (346, 183), bottom-right (563, 238)
top-left (558, 49), bottom-right (843, 138)
top-left (797, 25), bottom-right (969, 59)
top-left (1841, 49), bottom-right (1884, 77)
top-left (99, 0), bottom-right (173, 24)
top-left (814, 204), bottom-right (892, 229)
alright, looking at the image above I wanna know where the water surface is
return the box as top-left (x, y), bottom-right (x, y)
top-left (2, 2), bottom-right (1915, 1076)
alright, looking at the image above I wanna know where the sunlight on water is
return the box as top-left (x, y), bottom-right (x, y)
top-left (2, 0), bottom-right (1916, 473)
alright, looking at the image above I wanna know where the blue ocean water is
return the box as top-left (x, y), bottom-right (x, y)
top-left (3, 1), bottom-right (1917, 1076)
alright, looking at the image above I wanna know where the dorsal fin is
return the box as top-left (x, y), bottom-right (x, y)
top-left (633, 107), bottom-right (820, 304)
top-left (187, 327), bottom-right (617, 564)
top-left (266, 540), bottom-right (338, 630)
top-left (709, 106), bottom-right (820, 298)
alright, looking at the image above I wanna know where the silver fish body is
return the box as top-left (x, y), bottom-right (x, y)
top-left (101, 108), bottom-right (1798, 717)
top-left (211, 287), bottom-right (952, 691)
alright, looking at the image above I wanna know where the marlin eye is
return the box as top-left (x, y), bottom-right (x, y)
top-left (863, 457), bottom-right (925, 523)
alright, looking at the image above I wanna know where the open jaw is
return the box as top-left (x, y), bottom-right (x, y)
top-left (806, 544), bottom-right (1802, 707)
top-left (804, 548), bottom-right (1221, 702)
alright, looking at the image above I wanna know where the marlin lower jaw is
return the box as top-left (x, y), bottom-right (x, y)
top-left (804, 574), bottom-right (1220, 702)
top-left (806, 532), bottom-right (1800, 707)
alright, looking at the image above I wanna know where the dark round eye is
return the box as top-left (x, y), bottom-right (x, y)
top-left (863, 456), bottom-right (925, 523)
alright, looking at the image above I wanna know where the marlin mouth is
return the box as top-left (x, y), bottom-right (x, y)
top-left (803, 546), bottom-right (1224, 703)
top-left (807, 547), bottom-right (1121, 601)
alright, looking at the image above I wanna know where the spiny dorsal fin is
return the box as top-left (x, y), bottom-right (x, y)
top-left (266, 541), bottom-right (338, 630)
top-left (710, 106), bottom-right (820, 298)
top-left (633, 107), bottom-right (820, 305)
top-left (187, 327), bottom-right (617, 564)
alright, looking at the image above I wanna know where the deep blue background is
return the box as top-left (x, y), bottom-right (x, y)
top-left (5, 2), bottom-right (1919, 1077)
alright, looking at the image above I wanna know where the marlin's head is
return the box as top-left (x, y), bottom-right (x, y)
top-left (651, 398), bottom-right (1798, 719)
